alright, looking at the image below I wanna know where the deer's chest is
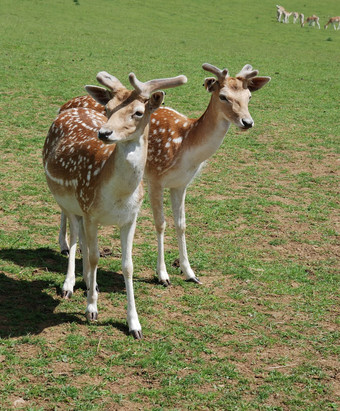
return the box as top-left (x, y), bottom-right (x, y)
top-left (93, 183), bottom-right (144, 227)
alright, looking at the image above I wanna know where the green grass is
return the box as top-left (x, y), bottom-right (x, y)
top-left (1, 0), bottom-right (339, 409)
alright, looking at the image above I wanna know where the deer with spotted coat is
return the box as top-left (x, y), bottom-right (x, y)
top-left (43, 70), bottom-right (187, 339)
top-left (58, 63), bottom-right (270, 286)
top-left (302, 15), bottom-right (320, 28)
top-left (324, 16), bottom-right (340, 30)
top-left (282, 10), bottom-right (293, 23)
top-left (276, 5), bottom-right (286, 22)
top-left (292, 12), bottom-right (299, 24)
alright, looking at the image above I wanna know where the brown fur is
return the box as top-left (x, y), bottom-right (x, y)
top-left (43, 108), bottom-right (115, 211)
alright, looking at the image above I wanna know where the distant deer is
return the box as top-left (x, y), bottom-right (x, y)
top-left (276, 5), bottom-right (286, 22)
top-left (324, 16), bottom-right (340, 30)
top-left (299, 13), bottom-right (305, 26)
top-left (292, 12), bottom-right (299, 24)
top-left (283, 10), bottom-right (293, 23)
top-left (57, 63), bottom-right (270, 287)
top-left (302, 15), bottom-right (320, 28)
top-left (43, 70), bottom-right (187, 339)
top-left (276, 5), bottom-right (292, 23)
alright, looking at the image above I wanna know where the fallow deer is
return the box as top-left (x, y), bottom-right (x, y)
top-left (43, 70), bottom-right (187, 339)
top-left (276, 5), bottom-right (286, 22)
top-left (145, 64), bottom-right (270, 285)
top-left (302, 15), bottom-right (320, 28)
top-left (299, 13), bottom-right (305, 26)
top-left (276, 5), bottom-right (292, 23)
top-left (292, 12), bottom-right (299, 24)
top-left (57, 64), bottom-right (271, 286)
top-left (324, 16), bottom-right (340, 30)
top-left (282, 10), bottom-right (292, 23)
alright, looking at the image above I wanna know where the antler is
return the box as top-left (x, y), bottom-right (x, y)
top-left (236, 64), bottom-right (259, 79)
top-left (96, 71), bottom-right (125, 91)
top-left (202, 63), bottom-right (229, 82)
top-left (128, 73), bottom-right (187, 98)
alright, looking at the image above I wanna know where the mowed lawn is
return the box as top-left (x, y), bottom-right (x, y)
top-left (0, 0), bottom-right (339, 409)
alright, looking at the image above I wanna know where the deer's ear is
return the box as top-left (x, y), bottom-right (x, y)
top-left (85, 86), bottom-right (112, 105)
top-left (203, 77), bottom-right (218, 93)
top-left (247, 77), bottom-right (271, 92)
top-left (149, 91), bottom-right (165, 111)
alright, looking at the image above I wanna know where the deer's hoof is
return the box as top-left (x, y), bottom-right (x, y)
top-left (185, 277), bottom-right (202, 285)
top-left (85, 311), bottom-right (98, 322)
top-left (62, 290), bottom-right (73, 299)
top-left (130, 329), bottom-right (143, 340)
top-left (159, 279), bottom-right (171, 287)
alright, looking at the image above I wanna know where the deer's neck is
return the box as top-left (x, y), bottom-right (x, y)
top-left (101, 133), bottom-right (148, 198)
top-left (185, 98), bottom-right (230, 164)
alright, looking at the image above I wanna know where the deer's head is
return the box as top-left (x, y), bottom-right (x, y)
top-left (85, 71), bottom-right (187, 144)
top-left (203, 63), bottom-right (271, 130)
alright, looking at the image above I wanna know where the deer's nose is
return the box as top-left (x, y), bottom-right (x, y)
top-left (241, 119), bottom-right (254, 129)
top-left (98, 129), bottom-right (113, 141)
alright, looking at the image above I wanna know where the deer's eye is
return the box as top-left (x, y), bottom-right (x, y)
top-left (134, 111), bottom-right (144, 118)
top-left (219, 95), bottom-right (230, 103)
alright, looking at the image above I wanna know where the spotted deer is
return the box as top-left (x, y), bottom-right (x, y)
top-left (57, 63), bottom-right (270, 286)
top-left (43, 70), bottom-right (187, 339)
top-left (276, 5), bottom-right (286, 22)
top-left (282, 10), bottom-right (292, 23)
top-left (299, 13), bottom-right (305, 26)
top-left (324, 16), bottom-right (340, 30)
top-left (292, 12), bottom-right (299, 24)
top-left (302, 15), bottom-right (320, 28)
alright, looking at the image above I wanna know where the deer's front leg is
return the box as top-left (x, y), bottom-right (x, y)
top-left (170, 187), bottom-right (202, 285)
top-left (59, 211), bottom-right (69, 256)
top-left (83, 217), bottom-right (99, 321)
top-left (148, 182), bottom-right (171, 286)
top-left (78, 217), bottom-right (89, 289)
top-left (120, 219), bottom-right (142, 339)
top-left (62, 213), bottom-right (79, 298)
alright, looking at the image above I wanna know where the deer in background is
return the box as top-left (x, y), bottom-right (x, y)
top-left (292, 12), bottom-right (299, 24)
top-left (57, 63), bottom-right (270, 286)
top-left (276, 5), bottom-right (286, 22)
top-left (299, 13), bottom-right (305, 26)
top-left (276, 5), bottom-right (293, 23)
top-left (302, 15), bottom-right (320, 28)
top-left (282, 10), bottom-right (293, 23)
top-left (43, 70), bottom-right (187, 339)
top-left (324, 16), bottom-right (340, 30)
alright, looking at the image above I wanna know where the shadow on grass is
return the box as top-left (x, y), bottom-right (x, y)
top-left (0, 247), bottom-right (128, 338)
top-left (0, 270), bottom-right (81, 338)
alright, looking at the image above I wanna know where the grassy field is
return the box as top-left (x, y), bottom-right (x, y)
top-left (1, 0), bottom-right (339, 409)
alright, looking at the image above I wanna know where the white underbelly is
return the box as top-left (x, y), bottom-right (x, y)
top-left (161, 161), bottom-right (206, 189)
top-left (54, 189), bottom-right (142, 228)
top-left (54, 193), bottom-right (83, 216)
